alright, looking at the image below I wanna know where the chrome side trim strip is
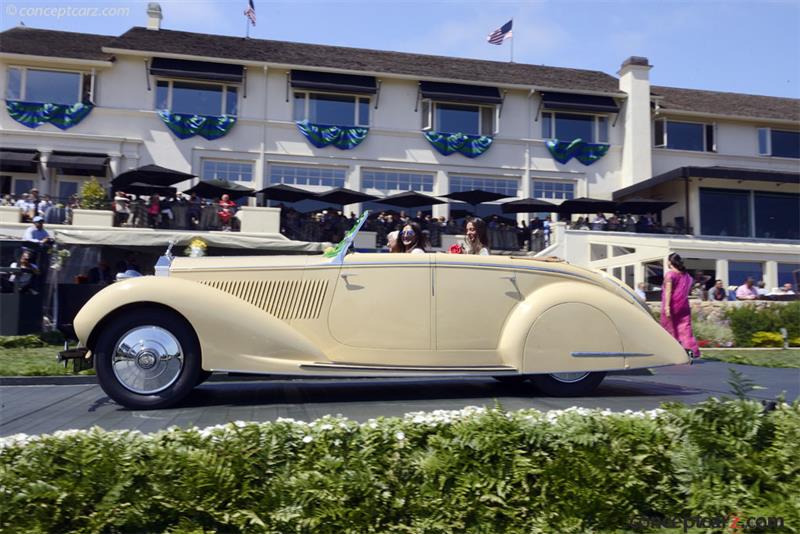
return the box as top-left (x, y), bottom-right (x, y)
top-left (571, 352), bottom-right (654, 358)
top-left (301, 362), bottom-right (516, 372)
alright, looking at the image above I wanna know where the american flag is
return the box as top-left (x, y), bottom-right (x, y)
top-left (487, 20), bottom-right (512, 45)
top-left (244, 0), bottom-right (256, 26)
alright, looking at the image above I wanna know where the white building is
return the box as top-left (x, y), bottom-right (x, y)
top-left (0, 4), bottom-right (797, 290)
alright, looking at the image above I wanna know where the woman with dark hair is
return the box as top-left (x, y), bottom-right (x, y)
top-left (661, 253), bottom-right (700, 358)
top-left (399, 222), bottom-right (427, 253)
top-left (464, 217), bottom-right (490, 255)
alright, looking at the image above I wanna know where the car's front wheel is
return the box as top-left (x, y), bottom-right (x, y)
top-left (94, 308), bottom-right (201, 409)
top-left (530, 371), bottom-right (606, 396)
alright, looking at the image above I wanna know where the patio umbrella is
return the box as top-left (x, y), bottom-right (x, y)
top-left (449, 207), bottom-right (476, 220)
top-left (120, 182), bottom-right (178, 197)
top-left (375, 191), bottom-right (446, 208)
top-left (501, 197), bottom-right (557, 213)
top-left (314, 187), bottom-right (378, 206)
top-left (555, 197), bottom-right (617, 214)
top-left (112, 164), bottom-right (195, 189)
top-left (442, 189), bottom-right (511, 206)
top-left (615, 198), bottom-right (676, 214)
top-left (257, 183), bottom-right (317, 203)
top-left (183, 179), bottom-right (255, 201)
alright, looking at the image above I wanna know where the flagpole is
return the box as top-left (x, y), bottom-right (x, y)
top-left (510, 18), bottom-right (514, 63)
top-left (246, 16), bottom-right (250, 38)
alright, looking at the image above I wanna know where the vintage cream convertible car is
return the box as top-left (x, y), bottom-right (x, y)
top-left (63, 212), bottom-right (689, 409)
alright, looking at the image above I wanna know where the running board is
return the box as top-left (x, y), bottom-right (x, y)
top-left (300, 362), bottom-right (518, 374)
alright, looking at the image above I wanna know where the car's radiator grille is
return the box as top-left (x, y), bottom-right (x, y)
top-left (201, 279), bottom-right (328, 320)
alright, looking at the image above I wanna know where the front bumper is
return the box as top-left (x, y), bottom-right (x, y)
top-left (57, 347), bottom-right (93, 373)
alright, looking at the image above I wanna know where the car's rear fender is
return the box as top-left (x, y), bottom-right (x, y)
top-left (74, 277), bottom-right (327, 372)
top-left (499, 281), bottom-right (686, 373)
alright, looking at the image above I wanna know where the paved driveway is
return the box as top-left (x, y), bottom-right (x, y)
top-left (1, 360), bottom-right (797, 437)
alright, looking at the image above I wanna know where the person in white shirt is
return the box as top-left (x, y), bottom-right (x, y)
top-left (463, 218), bottom-right (490, 255)
top-left (635, 282), bottom-right (647, 300)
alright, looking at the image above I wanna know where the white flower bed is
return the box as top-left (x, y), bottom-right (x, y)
top-left (0, 405), bottom-right (669, 451)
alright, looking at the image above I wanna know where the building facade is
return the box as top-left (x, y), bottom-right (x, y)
top-left (0, 4), bottom-right (798, 289)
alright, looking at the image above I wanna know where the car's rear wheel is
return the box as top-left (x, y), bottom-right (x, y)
top-left (94, 308), bottom-right (201, 409)
top-left (530, 371), bottom-right (606, 396)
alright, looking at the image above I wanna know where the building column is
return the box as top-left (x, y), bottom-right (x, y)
top-left (108, 153), bottom-right (122, 177)
top-left (347, 164), bottom-right (362, 216)
top-left (764, 260), bottom-right (778, 290)
top-left (715, 259), bottom-right (729, 287)
top-left (432, 170), bottom-right (449, 220)
top-left (38, 149), bottom-right (52, 196)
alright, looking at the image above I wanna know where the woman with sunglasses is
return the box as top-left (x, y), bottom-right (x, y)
top-left (399, 222), bottom-right (427, 253)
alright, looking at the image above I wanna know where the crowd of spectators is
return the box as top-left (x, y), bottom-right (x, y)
top-left (279, 206), bottom-right (554, 252)
top-left (568, 213), bottom-right (682, 234)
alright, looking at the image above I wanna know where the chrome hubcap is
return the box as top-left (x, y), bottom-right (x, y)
top-left (112, 326), bottom-right (184, 395)
top-left (550, 371), bottom-right (590, 383)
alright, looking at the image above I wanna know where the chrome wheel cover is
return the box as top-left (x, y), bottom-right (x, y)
top-left (549, 371), bottom-right (590, 383)
top-left (111, 326), bottom-right (184, 395)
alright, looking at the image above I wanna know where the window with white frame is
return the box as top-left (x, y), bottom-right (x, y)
top-left (269, 164), bottom-right (346, 188)
top-left (57, 180), bottom-right (80, 200)
top-left (156, 80), bottom-right (238, 116)
top-left (362, 170), bottom-right (434, 192)
top-left (654, 119), bottom-right (715, 152)
top-left (201, 160), bottom-right (253, 182)
top-left (541, 112), bottom-right (608, 143)
top-left (6, 66), bottom-right (93, 105)
top-left (293, 92), bottom-right (369, 127)
top-left (532, 180), bottom-right (575, 200)
top-left (421, 101), bottom-right (496, 136)
top-left (758, 128), bottom-right (800, 158)
top-left (450, 175), bottom-right (518, 197)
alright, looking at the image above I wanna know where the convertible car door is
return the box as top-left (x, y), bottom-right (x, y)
top-left (328, 253), bottom-right (432, 351)
top-left (434, 255), bottom-right (521, 352)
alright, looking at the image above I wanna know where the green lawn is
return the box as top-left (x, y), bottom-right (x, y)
top-left (0, 345), bottom-right (94, 376)
top-left (702, 349), bottom-right (800, 368)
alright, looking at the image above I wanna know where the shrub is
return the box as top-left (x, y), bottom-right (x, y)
top-left (724, 304), bottom-right (800, 347)
top-left (751, 331), bottom-right (785, 348)
top-left (776, 302), bottom-right (800, 339)
top-left (693, 320), bottom-right (734, 348)
top-left (79, 177), bottom-right (107, 210)
top-left (790, 337), bottom-right (800, 348)
top-left (1, 401), bottom-right (799, 532)
top-left (0, 335), bottom-right (45, 349)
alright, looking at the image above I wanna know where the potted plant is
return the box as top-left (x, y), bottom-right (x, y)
top-left (71, 177), bottom-right (114, 227)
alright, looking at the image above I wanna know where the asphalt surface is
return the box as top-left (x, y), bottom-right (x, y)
top-left (1, 360), bottom-right (797, 437)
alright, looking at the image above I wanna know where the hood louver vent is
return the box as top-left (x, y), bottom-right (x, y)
top-left (202, 279), bottom-right (328, 320)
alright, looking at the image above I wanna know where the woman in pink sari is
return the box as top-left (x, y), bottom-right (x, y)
top-left (661, 253), bottom-right (700, 358)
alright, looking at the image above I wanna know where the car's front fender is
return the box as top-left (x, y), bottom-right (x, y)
top-left (74, 276), bottom-right (327, 372)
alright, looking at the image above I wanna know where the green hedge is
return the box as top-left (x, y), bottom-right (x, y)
top-left (1, 401), bottom-right (799, 533)
top-left (727, 302), bottom-right (800, 347)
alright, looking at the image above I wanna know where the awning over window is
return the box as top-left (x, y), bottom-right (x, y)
top-left (540, 92), bottom-right (619, 113)
top-left (0, 149), bottom-right (38, 173)
top-left (419, 81), bottom-right (502, 105)
top-left (613, 166), bottom-right (800, 199)
top-left (290, 70), bottom-right (377, 94)
top-left (150, 57), bottom-right (244, 83)
top-left (47, 153), bottom-right (108, 176)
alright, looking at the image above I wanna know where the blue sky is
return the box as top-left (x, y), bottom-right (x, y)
top-left (2, 0), bottom-right (799, 98)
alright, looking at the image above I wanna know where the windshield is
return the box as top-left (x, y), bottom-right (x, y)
top-left (323, 210), bottom-right (370, 259)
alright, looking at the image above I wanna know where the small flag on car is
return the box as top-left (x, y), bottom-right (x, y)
top-left (487, 20), bottom-right (513, 45)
